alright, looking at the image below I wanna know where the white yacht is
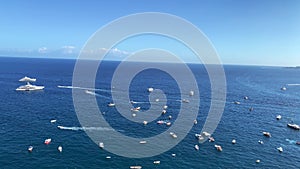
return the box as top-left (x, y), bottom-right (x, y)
top-left (16, 76), bottom-right (44, 91)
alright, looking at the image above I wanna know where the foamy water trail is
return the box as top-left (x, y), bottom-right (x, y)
top-left (57, 126), bottom-right (114, 131)
top-left (285, 138), bottom-right (296, 144)
top-left (287, 84), bottom-right (300, 86)
top-left (57, 85), bottom-right (110, 92)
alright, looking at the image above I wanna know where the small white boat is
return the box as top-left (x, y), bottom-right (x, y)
top-left (168, 115), bottom-right (172, 120)
top-left (16, 82), bottom-right (44, 91)
top-left (202, 131), bottom-right (211, 137)
top-left (189, 90), bottom-right (194, 96)
top-left (171, 153), bottom-right (176, 157)
top-left (130, 166), bottom-right (142, 169)
top-left (155, 98), bottom-right (160, 102)
top-left (50, 119), bottom-right (57, 123)
top-left (276, 115), bottom-right (282, 120)
top-left (258, 140), bottom-right (264, 144)
top-left (287, 123), bottom-right (300, 130)
top-left (166, 122), bottom-right (171, 126)
top-left (281, 87), bottom-right (287, 91)
top-left (153, 161), bottom-right (160, 164)
top-left (234, 101), bottom-right (241, 105)
top-left (194, 144), bottom-right (199, 150)
top-left (193, 119), bottom-right (198, 125)
top-left (182, 99), bottom-right (190, 103)
top-left (131, 107), bottom-right (140, 112)
top-left (99, 142), bottom-right (104, 148)
top-left (277, 147), bottom-right (283, 152)
top-left (143, 121), bottom-right (148, 125)
top-left (28, 146), bottom-right (33, 152)
top-left (232, 139), bottom-right (236, 144)
top-left (170, 132), bottom-right (177, 139)
top-left (208, 137), bottom-right (215, 142)
top-left (163, 105), bottom-right (168, 109)
top-left (148, 87), bottom-right (154, 92)
top-left (215, 145), bottom-right (223, 151)
top-left (263, 132), bottom-right (271, 137)
top-left (19, 76), bottom-right (36, 82)
top-left (132, 113), bottom-right (137, 117)
top-left (161, 109), bottom-right (167, 114)
top-left (108, 103), bottom-right (115, 107)
top-left (106, 156), bottom-right (111, 159)
top-left (44, 138), bottom-right (51, 145)
top-left (244, 96), bottom-right (249, 100)
top-left (58, 146), bottom-right (62, 152)
top-left (195, 134), bottom-right (204, 141)
top-left (157, 120), bottom-right (164, 124)
top-left (256, 159), bottom-right (260, 163)
top-left (139, 140), bottom-right (147, 144)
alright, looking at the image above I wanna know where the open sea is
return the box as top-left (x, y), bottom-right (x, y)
top-left (0, 57), bottom-right (299, 169)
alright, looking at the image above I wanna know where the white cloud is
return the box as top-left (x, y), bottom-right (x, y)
top-left (61, 46), bottom-right (75, 54)
top-left (38, 47), bottom-right (47, 54)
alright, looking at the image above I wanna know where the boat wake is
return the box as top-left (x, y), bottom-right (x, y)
top-left (57, 85), bottom-right (110, 92)
top-left (287, 84), bottom-right (300, 86)
top-left (57, 126), bottom-right (114, 131)
top-left (285, 138), bottom-right (296, 144)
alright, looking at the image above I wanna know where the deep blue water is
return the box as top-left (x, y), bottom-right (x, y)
top-left (0, 57), bottom-right (299, 168)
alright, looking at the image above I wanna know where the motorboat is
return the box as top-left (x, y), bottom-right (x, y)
top-left (44, 138), bottom-right (51, 145)
top-left (170, 132), bottom-right (177, 139)
top-left (202, 131), bottom-right (211, 137)
top-left (244, 96), bottom-right (249, 100)
top-left (161, 109), bottom-right (167, 114)
top-left (16, 82), bottom-right (44, 91)
top-left (163, 105), bottom-right (168, 109)
top-left (153, 161), bottom-right (160, 164)
top-left (263, 132), bottom-right (271, 137)
top-left (130, 166), bottom-right (142, 169)
top-left (189, 90), bottom-right (194, 96)
top-left (232, 139), bottom-right (236, 144)
top-left (195, 134), bottom-right (204, 141)
top-left (139, 140), bottom-right (147, 144)
top-left (131, 107), bottom-right (140, 112)
top-left (281, 87), bottom-right (287, 91)
top-left (166, 122), bottom-right (171, 126)
top-left (50, 119), bottom-right (57, 123)
top-left (107, 103), bottom-right (115, 107)
top-left (287, 123), bottom-right (300, 130)
top-left (215, 145), bottom-right (223, 151)
top-left (193, 119), bottom-right (198, 125)
top-left (58, 146), bottom-right (62, 152)
top-left (28, 146), bottom-right (33, 152)
top-left (234, 101), bottom-right (241, 105)
top-left (276, 115), bottom-right (282, 120)
top-left (208, 137), bottom-right (215, 142)
top-left (99, 142), bottom-right (104, 148)
top-left (194, 144), bottom-right (199, 150)
top-left (157, 120), bottom-right (164, 124)
top-left (106, 156), bottom-right (111, 159)
top-left (143, 121), bottom-right (148, 125)
top-left (182, 99), bottom-right (190, 103)
top-left (277, 147), bottom-right (283, 152)
top-left (147, 87), bottom-right (154, 92)
top-left (19, 76), bottom-right (36, 82)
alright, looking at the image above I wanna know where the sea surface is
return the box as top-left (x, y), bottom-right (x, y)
top-left (0, 57), bottom-right (299, 169)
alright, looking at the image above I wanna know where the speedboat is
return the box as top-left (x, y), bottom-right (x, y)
top-left (130, 166), bottom-right (142, 169)
top-left (131, 107), bottom-right (141, 112)
top-left (263, 132), bottom-right (271, 137)
top-left (147, 87), bottom-right (154, 92)
top-left (170, 132), bottom-right (177, 139)
top-left (234, 101), bottom-right (241, 105)
top-left (281, 87), bottom-right (287, 91)
top-left (107, 103), bottom-right (115, 107)
top-left (287, 123), bottom-right (300, 130)
top-left (19, 76), bottom-right (36, 82)
top-left (58, 146), bottom-right (63, 152)
top-left (44, 138), bottom-right (51, 145)
top-left (50, 119), bottom-right (57, 123)
top-left (194, 144), bottom-right (199, 150)
top-left (277, 147), bottom-right (283, 152)
top-left (28, 146), bottom-right (33, 152)
top-left (276, 115), bottom-right (282, 120)
top-left (232, 139), bottom-right (236, 144)
top-left (163, 105), bottom-right (168, 109)
top-left (99, 142), bottom-right (104, 148)
top-left (16, 82), bottom-right (44, 91)
top-left (215, 145), bottom-right (223, 151)
top-left (161, 109), bottom-right (167, 114)
top-left (139, 140), bottom-right (147, 144)
top-left (153, 161), bottom-right (160, 164)
top-left (195, 134), bottom-right (204, 141)
top-left (244, 96), bottom-right (249, 100)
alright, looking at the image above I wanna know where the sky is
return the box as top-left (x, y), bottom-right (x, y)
top-left (0, 0), bottom-right (299, 66)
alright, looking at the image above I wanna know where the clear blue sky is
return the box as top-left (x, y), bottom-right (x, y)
top-left (0, 0), bottom-right (299, 66)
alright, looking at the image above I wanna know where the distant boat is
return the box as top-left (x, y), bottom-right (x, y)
top-left (277, 147), bottom-right (283, 152)
top-left (244, 96), bottom-right (249, 100)
top-left (108, 103), bottom-right (115, 107)
top-left (287, 123), bottom-right (300, 130)
top-left (234, 101), bottom-right (241, 105)
top-left (19, 76), bottom-right (36, 82)
top-left (215, 145), bottom-right (223, 151)
top-left (139, 140), bottom-right (147, 144)
top-left (170, 132), bottom-right (177, 139)
top-left (276, 115), bottom-right (282, 120)
top-left (208, 137), bottom-right (215, 142)
top-left (194, 144), bottom-right (199, 150)
top-left (182, 99), bottom-right (190, 103)
top-left (130, 166), bottom-right (142, 169)
top-left (57, 146), bottom-right (62, 152)
top-left (153, 161), bottom-right (160, 164)
top-left (50, 119), bottom-right (57, 123)
top-left (163, 105), bottom-right (168, 109)
top-left (147, 87), bottom-right (154, 92)
top-left (258, 140), bottom-right (264, 144)
top-left (44, 138), bottom-right (51, 145)
top-left (263, 132), bottom-right (271, 137)
top-left (281, 87), bottom-right (287, 91)
top-left (189, 90), bottom-right (194, 96)
top-left (28, 146), bottom-right (33, 152)
top-left (99, 142), bottom-right (104, 148)
top-left (232, 139), bottom-right (236, 144)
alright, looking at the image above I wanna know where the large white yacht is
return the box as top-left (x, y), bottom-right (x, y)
top-left (16, 76), bottom-right (44, 91)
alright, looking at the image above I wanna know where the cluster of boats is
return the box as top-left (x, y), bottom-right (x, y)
top-left (16, 76), bottom-right (44, 91)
